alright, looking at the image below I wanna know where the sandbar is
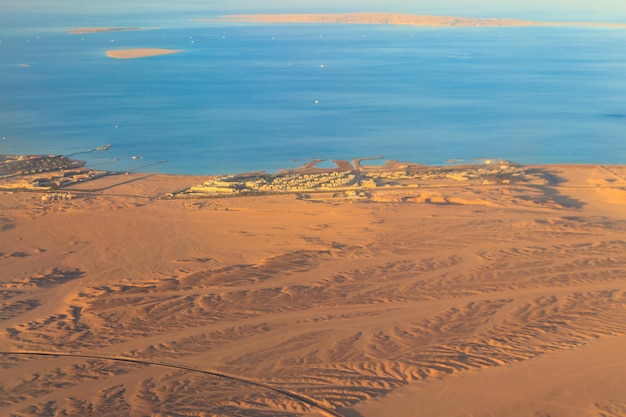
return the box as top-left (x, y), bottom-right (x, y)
top-left (211, 12), bottom-right (626, 29)
top-left (106, 48), bottom-right (183, 59)
top-left (1, 158), bottom-right (626, 416)
top-left (68, 27), bottom-right (141, 34)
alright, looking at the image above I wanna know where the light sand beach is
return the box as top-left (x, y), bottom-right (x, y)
top-left (1, 164), bottom-right (625, 416)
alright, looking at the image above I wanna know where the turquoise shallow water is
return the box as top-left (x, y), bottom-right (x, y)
top-left (1, 14), bottom-right (626, 174)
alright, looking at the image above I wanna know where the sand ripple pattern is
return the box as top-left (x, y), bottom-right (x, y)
top-left (2, 168), bottom-right (626, 416)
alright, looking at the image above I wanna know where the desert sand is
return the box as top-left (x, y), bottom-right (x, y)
top-left (212, 12), bottom-right (626, 29)
top-left (106, 48), bottom-right (183, 59)
top-left (1, 164), bottom-right (626, 416)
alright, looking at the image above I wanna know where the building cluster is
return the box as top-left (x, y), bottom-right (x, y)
top-left (185, 171), bottom-right (358, 196)
top-left (0, 155), bottom-right (85, 177)
top-left (41, 193), bottom-right (74, 201)
top-left (0, 168), bottom-right (106, 191)
top-left (180, 160), bottom-right (531, 198)
top-left (346, 161), bottom-right (524, 188)
top-left (257, 171), bottom-right (357, 192)
top-left (403, 162), bottom-right (525, 183)
top-left (0, 155), bottom-right (107, 191)
top-left (29, 169), bottom-right (106, 189)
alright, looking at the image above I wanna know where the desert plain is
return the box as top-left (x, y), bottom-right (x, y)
top-left (1, 161), bottom-right (626, 417)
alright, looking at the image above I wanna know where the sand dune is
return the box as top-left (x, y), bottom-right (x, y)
top-left (1, 164), bottom-right (626, 416)
top-left (106, 48), bottom-right (183, 59)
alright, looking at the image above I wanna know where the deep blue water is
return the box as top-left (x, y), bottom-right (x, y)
top-left (1, 16), bottom-right (626, 174)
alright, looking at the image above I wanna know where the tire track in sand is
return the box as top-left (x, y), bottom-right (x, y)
top-left (0, 350), bottom-right (345, 417)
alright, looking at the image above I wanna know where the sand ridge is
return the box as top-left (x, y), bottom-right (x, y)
top-left (1, 164), bottom-right (626, 416)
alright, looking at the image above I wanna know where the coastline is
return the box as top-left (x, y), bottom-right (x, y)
top-left (2, 153), bottom-right (626, 203)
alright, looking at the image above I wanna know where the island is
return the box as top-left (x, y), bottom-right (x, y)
top-left (213, 12), bottom-right (538, 27)
top-left (67, 27), bottom-right (142, 34)
top-left (106, 48), bottom-right (183, 59)
top-left (208, 12), bottom-right (626, 29)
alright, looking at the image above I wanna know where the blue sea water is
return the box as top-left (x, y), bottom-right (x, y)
top-left (1, 13), bottom-right (626, 174)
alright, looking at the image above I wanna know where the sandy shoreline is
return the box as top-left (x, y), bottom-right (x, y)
top-left (106, 48), bottom-right (183, 59)
top-left (1, 162), bottom-right (626, 416)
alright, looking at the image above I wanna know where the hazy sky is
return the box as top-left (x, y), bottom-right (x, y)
top-left (5, 0), bottom-right (625, 13)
